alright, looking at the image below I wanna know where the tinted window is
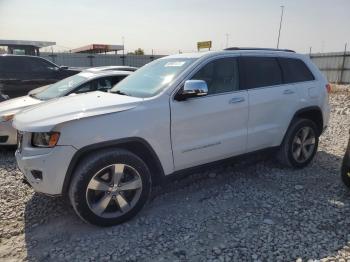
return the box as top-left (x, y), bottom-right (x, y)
top-left (0, 57), bottom-right (27, 73)
top-left (191, 57), bottom-right (239, 95)
top-left (278, 58), bottom-right (314, 83)
top-left (240, 57), bottom-right (282, 89)
top-left (77, 75), bottom-right (126, 93)
top-left (109, 75), bottom-right (126, 86)
top-left (24, 57), bottom-right (57, 72)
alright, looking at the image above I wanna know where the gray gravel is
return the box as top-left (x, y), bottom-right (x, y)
top-left (1, 93), bottom-right (350, 262)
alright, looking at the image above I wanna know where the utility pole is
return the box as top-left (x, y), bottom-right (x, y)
top-left (122, 36), bottom-right (125, 56)
top-left (321, 41), bottom-right (325, 53)
top-left (121, 36), bottom-right (125, 65)
top-left (340, 43), bottom-right (348, 84)
top-left (276, 5), bottom-right (284, 49)
top-left (225, 33), bottom-right (229, 48)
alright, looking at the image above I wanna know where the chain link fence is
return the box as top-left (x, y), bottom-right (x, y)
top-left (41, 52), bottom-right (165, 68)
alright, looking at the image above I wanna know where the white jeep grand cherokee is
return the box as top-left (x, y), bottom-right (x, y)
top-left (14, 48), bottom-right (330, 226)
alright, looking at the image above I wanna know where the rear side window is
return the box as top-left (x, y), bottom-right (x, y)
top-left (278, 57), bottom-right (314, 83)
top-left (240, 57), bottom-right (282, 89)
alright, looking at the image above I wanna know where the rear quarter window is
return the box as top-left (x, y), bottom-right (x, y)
top-left (239, 56), bottom-right (282, 89)
top-left (278, 57), bottom-right (315, 83)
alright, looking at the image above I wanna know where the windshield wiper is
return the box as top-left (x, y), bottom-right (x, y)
top-left (29, 93), bottom-right (40, 100)
top-left (111, 90), bottom-right (128, 96)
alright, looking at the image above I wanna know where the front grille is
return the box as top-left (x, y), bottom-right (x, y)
top-left (0, 136), bottom-right (8, 143)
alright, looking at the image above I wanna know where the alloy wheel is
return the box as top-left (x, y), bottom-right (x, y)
top-left (291, 126), bottom-right (316, 163)
top-left (86, 164), bottom-right (142, 218)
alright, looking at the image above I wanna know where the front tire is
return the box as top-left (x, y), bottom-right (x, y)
top-left (69, 149), bottom-right (151, 226)
top-left (277, 118), bottom-right (319, 168)
top-left (341, 156), bottom-right (350, 188)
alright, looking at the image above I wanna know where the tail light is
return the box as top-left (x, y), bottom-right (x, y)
top-left (325, 83), bottom-right (331, 93)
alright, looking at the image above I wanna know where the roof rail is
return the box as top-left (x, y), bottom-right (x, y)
top-left (224, 47), bottom-right (295, 53)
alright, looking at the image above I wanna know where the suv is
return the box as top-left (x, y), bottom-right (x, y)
top-left (0, 55), bottom-right (80, 98)
top-left (14, 49), bottom-right (330, 226)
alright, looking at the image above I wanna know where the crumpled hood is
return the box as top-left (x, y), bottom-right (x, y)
top-left (13, 91), bottom-right (143, 132)
top-left (0, 95), bottom-right (41, 117)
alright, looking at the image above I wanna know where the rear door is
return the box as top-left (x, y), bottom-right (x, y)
top-left (240, 55), bottom-right (299, 151)
top-left (170, 56), bottom-right (249, 170)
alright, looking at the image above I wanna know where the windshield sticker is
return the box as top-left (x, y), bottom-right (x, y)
top-left (165, 61), bottom-right (186, 67)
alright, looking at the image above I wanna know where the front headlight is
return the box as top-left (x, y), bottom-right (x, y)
top-left (32, 132), bottom-right (60, 148)
top-left (1, 114), bottom-right (14, 122)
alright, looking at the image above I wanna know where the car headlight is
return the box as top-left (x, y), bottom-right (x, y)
top-left (32, 132), bottom-right (60, 148)
top-left (1, 114), bottom-right (14, 122)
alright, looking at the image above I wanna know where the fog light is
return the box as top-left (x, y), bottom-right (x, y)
top-left (31, 170), bottom-right (43, 181)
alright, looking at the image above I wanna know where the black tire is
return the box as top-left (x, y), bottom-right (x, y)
top-left (341, 157), bottom-right (350, 188)
top-left (277, 118), bottom-right (319, 168)
top-left (68, 148), bottom-right (151, 226)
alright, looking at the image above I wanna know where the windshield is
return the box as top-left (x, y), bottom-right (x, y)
top-left (110, 58), bottom-right (197, 98)
top-left (33, 74), bottom-right (89, 100)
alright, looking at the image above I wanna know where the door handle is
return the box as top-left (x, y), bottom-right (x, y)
top-left (229, 97), bottom-right (245, 104)
top-left (283, 89), bottom-right (295, 95)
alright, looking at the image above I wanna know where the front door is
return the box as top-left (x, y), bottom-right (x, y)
top-left (170, 57), bottom-right (249, 170)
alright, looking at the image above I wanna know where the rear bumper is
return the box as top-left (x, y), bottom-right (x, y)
top-left (0, 121), bottom-right (17, 145)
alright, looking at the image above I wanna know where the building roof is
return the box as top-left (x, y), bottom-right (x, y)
top-left (0, 39), bottom-right (56, 48)
top-left (71, 44), bottom-right (124, 53)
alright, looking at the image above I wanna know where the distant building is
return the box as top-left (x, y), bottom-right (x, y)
top-left (0, 39), bottom-right (56, 56)
top-left (71, 44), bottom-right (124, 54)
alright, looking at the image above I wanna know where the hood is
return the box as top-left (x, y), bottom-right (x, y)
top-left (0, 95), bottom-right (41, 117)
top-left (28, 85), bottom-right (50, 95)
top-left (13, 91), bottom-right (143, 132)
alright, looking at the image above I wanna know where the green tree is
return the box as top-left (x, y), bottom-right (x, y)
top-left (133, 48), bottom-right (144, 55)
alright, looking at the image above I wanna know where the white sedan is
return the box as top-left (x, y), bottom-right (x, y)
top-left (0, 70), bottom-right (131, 146)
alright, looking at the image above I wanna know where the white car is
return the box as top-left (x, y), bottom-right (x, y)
top-left (85, 66), bottom-right (138, 72)
top-left (14, 48), bottom-right (330, 226)
top-left (0, 70), bottom-right (131, 146)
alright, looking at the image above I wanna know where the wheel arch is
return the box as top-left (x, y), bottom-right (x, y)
top-left (62, 137), bottom-right (165, 195)
top-left (288, 106), bottom-right (324, 137)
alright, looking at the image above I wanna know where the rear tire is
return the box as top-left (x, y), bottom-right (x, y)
top-left (68, 148), bottom-right (151, 227)
top-left (277, 118), bottom-right (319, 168)
top-left (341, 157), bottom-right (350, 188)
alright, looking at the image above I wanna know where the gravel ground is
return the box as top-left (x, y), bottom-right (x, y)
top-left (1, 92), bottom-right (350, 262)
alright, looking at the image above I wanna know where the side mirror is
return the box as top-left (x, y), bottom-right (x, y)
top-left (175, 80), bottom-right (208, 101)
top-left (60, 66), bottom-right (69, 70)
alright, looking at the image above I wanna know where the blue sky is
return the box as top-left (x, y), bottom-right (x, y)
top-left (0, 0), bottom-right (349, 54)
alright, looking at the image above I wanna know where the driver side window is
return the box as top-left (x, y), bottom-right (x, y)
top-left (191, 57), bottom-right (239, 95)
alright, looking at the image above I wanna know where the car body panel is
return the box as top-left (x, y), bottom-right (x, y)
top-left (171, 90), bottom-right (249, 170)
top-left (13, 91), bottom-right (142, 132)
top-left (16, 145), bottom-right (77, 195)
